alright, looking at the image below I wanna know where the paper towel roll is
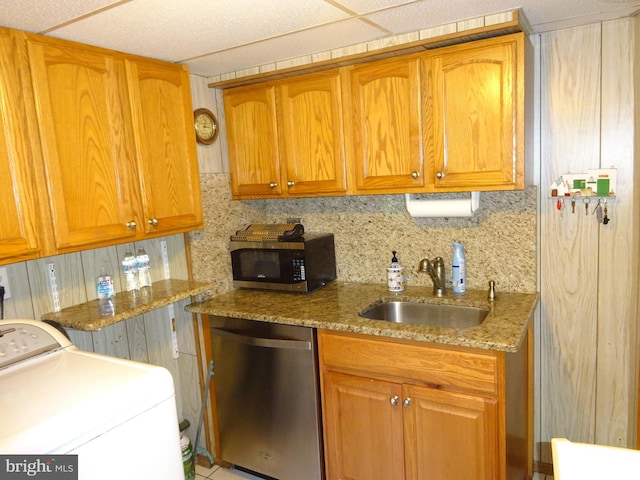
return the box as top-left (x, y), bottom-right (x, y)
top-left (405, 192), bottom-right (480, 218)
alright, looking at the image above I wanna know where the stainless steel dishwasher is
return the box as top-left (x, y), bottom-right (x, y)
top-left (210, 316), bottom-right (323, 480)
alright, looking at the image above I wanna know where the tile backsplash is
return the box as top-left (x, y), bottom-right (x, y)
top-left (189, 173), bottom-right (536, 295)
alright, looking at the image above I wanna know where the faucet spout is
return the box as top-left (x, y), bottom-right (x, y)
top-left (418, 257), bottom-right (446, 297)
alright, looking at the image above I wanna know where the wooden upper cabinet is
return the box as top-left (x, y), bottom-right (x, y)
top-left (125, 58), bottom-right (203, 236)
top-left (25, 34), bottom-right (139, 251)
top-left (224, 69), bottom-right (346, 199)
top-left (221, 33), bottom-right (528, 199)
top-left (224, 84), bottom-right (282, 198)
top-left (424, 33), bottom-right (524, 191)
top-left (345, 55), bottom-right (424, 194)
top-left (24, 31), bottom-right (203, 253)
top-left (0, 29), bottom-right (50, 263)
top-left (277, 70), bottom-right (346, 196)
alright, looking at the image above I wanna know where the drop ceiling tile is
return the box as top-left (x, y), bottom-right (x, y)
top-left (335, 0), bottom-right (419, 14)
top-left (0, 0), bottom-right (119, 33)
top-left (46, 0), bottom-right (352, 62)
top-left (186, 17), bottom-right (386, 77)
top-left (3, 0), bottom-right (640, 81)
top-left (361, 0), bottom-right (522, 34)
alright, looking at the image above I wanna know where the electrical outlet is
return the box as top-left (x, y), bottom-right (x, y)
top-left (0, 267), bottom-right (11, 299)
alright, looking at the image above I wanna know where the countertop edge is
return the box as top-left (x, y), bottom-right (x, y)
top-left (43, 279), bottom-right (213, 332)
top-left (186, 282), bottom-right (539, 352)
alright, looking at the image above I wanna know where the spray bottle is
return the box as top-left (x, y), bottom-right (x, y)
top-left (387, 251), bottom-right (405, 293)
top-left (452, 242), bottom-right (466, 294)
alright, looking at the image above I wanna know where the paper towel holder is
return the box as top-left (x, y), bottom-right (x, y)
top-left (404, 192), bottom-right (480, 218)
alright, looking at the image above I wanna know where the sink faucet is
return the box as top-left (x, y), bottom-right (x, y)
top-left (418, 257), bottom-right (446, 297)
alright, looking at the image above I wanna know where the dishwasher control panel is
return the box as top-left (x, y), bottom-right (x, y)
top-left (0, 320), bottom-right (67, 370)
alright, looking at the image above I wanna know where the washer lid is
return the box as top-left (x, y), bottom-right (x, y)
top-left (0, 346), bottom-right (176, 453)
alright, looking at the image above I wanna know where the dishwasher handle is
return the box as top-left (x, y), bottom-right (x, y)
top-left (211, 327), bottom-right (312, 351)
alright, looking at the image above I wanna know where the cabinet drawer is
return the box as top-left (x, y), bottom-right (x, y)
top-left (319, 330), bottom-right (498, 396)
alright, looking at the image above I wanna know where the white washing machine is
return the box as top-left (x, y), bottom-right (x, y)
top-left (0, 319), bottom-right (185, 480)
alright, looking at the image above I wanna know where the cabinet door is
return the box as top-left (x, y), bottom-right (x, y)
top-left (322, 371), bottom-right (405, 480)
top-left (224, 84), bottom-right (282, 198)
top-left (403, 384), bottom-right (499, 480)
top-left (278, 70), bottom-right (346, 196)
top-left (26, 35), bottom-right (138, 251)
top-left (425, 34), bottom-right (523, 190)
top-left (126, 59), bottom-right (203, 236)
top-left (0, 29), bottom-right (47, 262)
top-left (346, 56), bottom-right (423, 193)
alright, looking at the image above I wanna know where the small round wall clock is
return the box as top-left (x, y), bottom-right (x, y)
top-left (194, 108), bottom-right (218, 145)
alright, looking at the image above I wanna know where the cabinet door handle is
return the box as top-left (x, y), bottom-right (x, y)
top-left (403, 397), bottom-right (412, 407)
top-left (411, 171), bottom-right (420, 179)
top-left (390, 395), bottom-right (399, 406)
top-left (436, 171), bottom-right (444, 180)
top-left (269, 182), bottom-right (278, 188)
top-left (287, 181), bottom-right (295, 187)
top-left (126, 221), bottom-right (137, 229)
top-left (148, 218), bottom-right (159, 226)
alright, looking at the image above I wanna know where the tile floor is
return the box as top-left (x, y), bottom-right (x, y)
top-left (195, 463), bottom-right (263, 480)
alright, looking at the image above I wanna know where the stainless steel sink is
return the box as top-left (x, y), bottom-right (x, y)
top-left (358, 301), bottom-right (489, 328)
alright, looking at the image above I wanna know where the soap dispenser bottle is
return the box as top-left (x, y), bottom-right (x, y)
top-left (452, 242), bottom-right (466, 293)
top-left (387, 251), bottom-right (405, 292)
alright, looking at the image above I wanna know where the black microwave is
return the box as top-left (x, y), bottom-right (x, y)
top-left (230, 233), bottom-right (336, 292)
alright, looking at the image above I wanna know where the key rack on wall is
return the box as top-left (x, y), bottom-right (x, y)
top-left (549, 168), bottom-right (616, 225)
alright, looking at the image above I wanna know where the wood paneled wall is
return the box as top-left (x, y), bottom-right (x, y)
top-left (1, 234), bottom-right (204, 446)
top-left (538, 17), bottom-right (638, 465)
top-left (636, 13), bottom-right (640, 453)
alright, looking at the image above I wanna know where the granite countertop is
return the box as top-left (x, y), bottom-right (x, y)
top-left (186, 282), bottom-right (539, 352)
top-left (42, 279), bottom-right (213, 331)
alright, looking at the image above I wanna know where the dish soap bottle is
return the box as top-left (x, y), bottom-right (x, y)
top-left (452, 242), bottom-right (466, 293)
top-left (387, 251), bottom-right (405, 293)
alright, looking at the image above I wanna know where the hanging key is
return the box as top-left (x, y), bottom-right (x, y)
top-left (584, 198), bottom-right (590, 215)
top-left (603, 202), bottom-right (610, 225)
top-left (571, 197), bottom-right (576, 213)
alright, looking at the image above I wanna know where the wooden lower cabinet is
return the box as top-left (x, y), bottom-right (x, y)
top-left (403, 384), bottom-right (498, 480)
top-left (323, 371), bottom-right (405, 480)
top-left (319, 329), bottom-right (531, 480)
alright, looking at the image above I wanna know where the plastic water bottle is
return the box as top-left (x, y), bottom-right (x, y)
top-left (97, 262), bottom-right (115, 316)
top-left (96, 274), bottom-right (115, 299)
top-left (122, 251), bottom-right (139, 292)
top-left (136, 248), bottom-right (152, 289)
